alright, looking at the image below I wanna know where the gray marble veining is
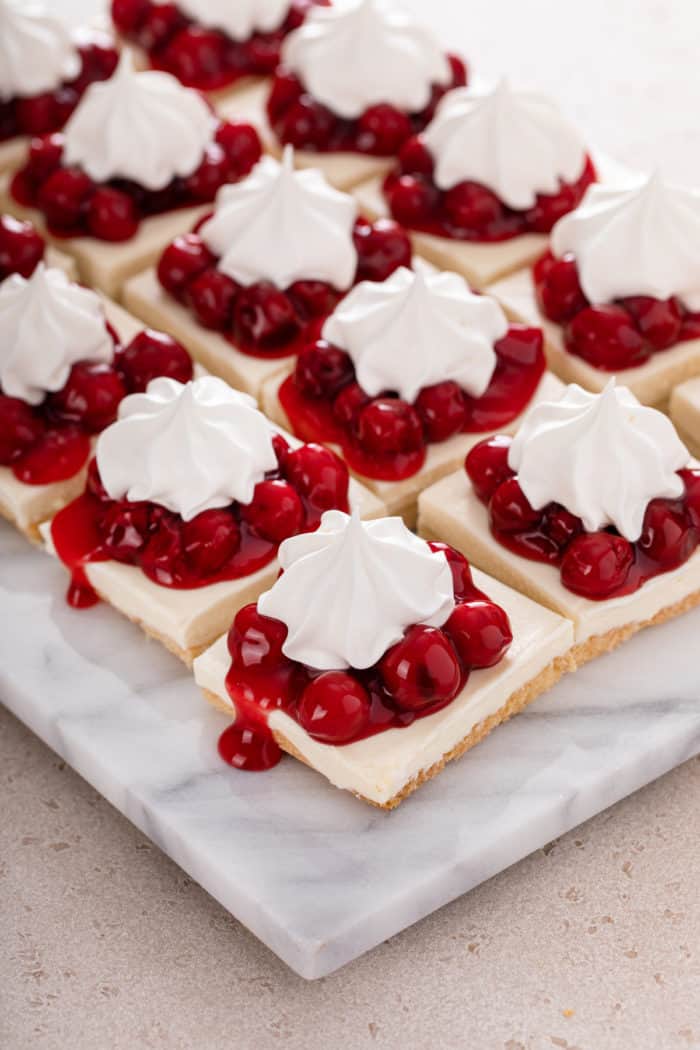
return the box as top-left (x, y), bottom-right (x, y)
top-left (2, 520), bottom-right (699, 978)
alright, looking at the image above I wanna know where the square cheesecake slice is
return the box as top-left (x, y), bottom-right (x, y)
top-left (194, 567), bottom-right (574, 807)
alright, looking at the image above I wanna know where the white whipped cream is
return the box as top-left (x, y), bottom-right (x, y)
top-left (173, 0), bottom-right (290, 40)
top-left (322, 266), bottom-right (507, 402)
top-left (258, 509), bottom-right (455, 670)
top-left (551, 173), bottom-right (700, 311)
top-left (0, 0), bottom-right (81, 101)
top-left (0, 265), bottom-right (113, 406)
top-left (200, 147), bottom-right (358, 290)
top-left (508, 381), bottom-right (689, 542)
top-left (282, 0), bottom-right (451, 121)
top-left (96, 377), bottom-right (279, 521)
top-left (63, 54), bottom-right (216, 192)
top-left (422, 80), bottom-right (587, 210)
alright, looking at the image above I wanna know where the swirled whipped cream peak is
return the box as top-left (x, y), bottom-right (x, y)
top-left (200, 147), bottom-right (358, 290)
top-left (258, 509), bottom-right (455, 670)
top-left (422, 79), bottom-right (587, 209)
top-left (281, 0), bottom-right (452, 121)
top-left (63, 53), bottom-right (216, 191)
top-left (508, 381), bottom-right (689, 542)
top-left (551, 172), bottom-right (700, 310)
top-left (0, 0), bottom-right (80, 101)
top-left (0, 265), bottom-right (112, 406)
top-left (322, 266), bottom-right (508, 402)
top-left (96, 377), bottom-right (279, 521)
top-left (174, 0), bottom-right (290, 40)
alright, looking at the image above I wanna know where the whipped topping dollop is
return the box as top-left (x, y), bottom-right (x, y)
top-left (0, 0), bottom-right (81, 101)
top-left (508, 382), bottom-right (689, 542)
top-left (63, 54), bottom-right (216, 191)
top-left (258, 509), bottom-right (455, 669)
top-left (282, 0), bottom-right (451, 121)
top-left (97, 377), bottom-right (279, 521)
top-left (174, 0), bottom-right (290, 40)
top-left (322, 266), bottom-right (507, 402)
top-left (422, 80), bottom-right (587, 210)
top-left (0, 265), bottom-right (113, 405)
top-left (200, 148), bottom-right (358, 290)
top-left (551, 173), bottom-right (700, 310)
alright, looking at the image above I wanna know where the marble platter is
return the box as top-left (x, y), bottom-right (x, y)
top-left (2, 521), bottom-right (700, 979)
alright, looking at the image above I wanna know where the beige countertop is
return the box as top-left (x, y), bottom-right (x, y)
top-left (3, 1), bottom-right (700, 1047)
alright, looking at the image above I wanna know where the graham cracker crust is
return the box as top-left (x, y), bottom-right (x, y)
top-left (200, 584), bottom-right (700, 808)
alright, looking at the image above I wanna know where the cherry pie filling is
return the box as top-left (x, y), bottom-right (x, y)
top-left (383, 140), bottom-right (596, 242)
top-left (51, 439), bottom-right (351, 609)
top-left (219, 541), bottom-right (512, 771)
top-left (10, 119), bottom-right (262, 242)
top-left (278, 324), bottom-right (546, 481)
top-left (157, 215), bottom-right (413, 358)
top-left (0, 213), bottom-right (46, 281)
top-left (0, 329), bottom-right (193, 487)
top-left (0, 31), bottom-right (118, 144)
top-left (111, 0), bottom-right (326, 92)
top-left (465, 436), bottom-right (700, 600)
top-left (533, 250), bottom-right (700, 371)
top-left (266, 54), bottom-right (467, 156)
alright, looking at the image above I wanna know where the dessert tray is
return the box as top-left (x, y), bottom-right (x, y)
top-left (3, 518), bottom-right (699, 979)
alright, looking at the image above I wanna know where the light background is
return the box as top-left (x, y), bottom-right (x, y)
top-left (2, 2), bottom-right (700, 1049)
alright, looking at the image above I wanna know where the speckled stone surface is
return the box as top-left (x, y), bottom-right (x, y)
top-left (3, 0), bottom-right (700, 1046)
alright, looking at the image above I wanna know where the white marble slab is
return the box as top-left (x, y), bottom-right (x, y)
top-left (2, 519), bottom-right (700, 979)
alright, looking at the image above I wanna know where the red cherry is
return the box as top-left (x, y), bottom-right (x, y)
top-left (280, 97), bottom-right (336, 150)
top-left (333, 381), bottom-right (370, 427)
top-left (100, 501), bottom-right (151, 563)
top-left (398, 135), bottom-right (435, 176)
top-left (188, 268), bottom-right (237, 330)
top-left (0, 396), bottom-right (45, 464)
top-left (243, 32), bottom-right (284, 73)
top-left (184, 143), bottom-right (229, 202)
top-left (489, 478), bottom-right (541, 533)
top-left (565, 305), bottom-right (650, 370)
top-left (165, 27), bottom-right (227, 86)
top-left (353, 218), bottom-right (412, 283)
top-left (182, 508), bottom-right (241, 575)
top-left (267, 71), bottom-right (303, 121)
top-left (542, 504), bottom-right (583, 550)
top-left (111, 0), bottom-right (150, 34)
top-left (240, 480), bottom-right (304, 543)
top-left (388, 175), bottom-right (438, 226)
top-left (271, 432), bottom-right (290, 470)
top-left (218, 723), bottom-right (282, 773)
top-left (638, 499), bottom-right (694, 568)
top-left (465, 436), bottom-right (515, 502)
top-left (38, 168), bottom-right (95, 230)
top-left (87, 187), bottom-right (138, 241)
top-left (157, 234), bottom-right (215, 300)
top-left (358, 104), bottom-right (412, 155)
top-left (234, 283), bottom-right (300, 350)
top-left (295, 340), bottom-right (354, 399)
top-left (445, 600), bottom-right (513, 669)
top-left (227, 604), bottom-right (288, 670)
top-left (561, 532), bottom-right (634, 598)
top-left (380, 625), bottom-right (462, 712)
top-left (494, 324), bottom-right (544, 366)
top-left (444, 181), bottom-right (503, 231)
top-left (619, 296), bottom-right (683, 351)
top-left (427, 541), bottom-right (474, 600)
top-left (415, 381), bottom-right (467, 442)
top-left (297, 672), bottom-right (371, 744)
top-left (138, 3), bottom-right (186, 50)
top-left (283, 444), bottom-right (349, 512)
top-left (533, 251), bottom-right (588, 323)
top-left (117, 329), bottom-right (193, 392)
top-left (140, 512), bottom-right (185, 584)
top-left (14, 425), bottom-right (90, 485)
top-left (15, 94), bottom-right (58, 137)
top-left (49, 363), bottom-right (125, 433)
top-left (0, 215), bottom-right (44, 278)
top-left (680, 311), bottom-right (700, 342)
top-left (356, 399), bottom-right (425, 456)
top-left (25, 134), bottom-right (64, 184)
top-left (214, 122), bottom-right (262, 177)
top-left (288, 280), bottom-right (336, 321)
top-left (681, 468), bottom-right (700, 528)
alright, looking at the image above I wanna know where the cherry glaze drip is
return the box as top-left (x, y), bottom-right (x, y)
top-left (218, 543), bottom-right (513, 770)
top-left (533, 249), bottom-right (700, 371)
top-left (465, 437), bottom-right (700, 601)
top-left (278, 325), bottom-right (546, 481)
top-left (384, 145), bottom-right (596, 243)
